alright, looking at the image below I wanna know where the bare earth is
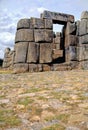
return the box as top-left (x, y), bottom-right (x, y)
top-left (0, 70), bottom-right (88, 130)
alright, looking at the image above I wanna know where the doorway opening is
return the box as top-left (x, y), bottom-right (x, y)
top-left (53, 23), bottom-right (65, 64)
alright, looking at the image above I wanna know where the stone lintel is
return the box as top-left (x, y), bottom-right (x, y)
top-left (41, 10), bottom-right (74, 23)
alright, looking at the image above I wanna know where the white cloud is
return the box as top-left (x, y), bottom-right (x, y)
top-left (37, 7), bottom-right (47, 13)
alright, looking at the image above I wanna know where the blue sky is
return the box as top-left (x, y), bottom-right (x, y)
top-left (0, 0), bottom-right (88, 58)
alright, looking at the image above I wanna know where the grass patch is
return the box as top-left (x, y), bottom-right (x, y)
top-left (17, 97), bottom-right (34, 106)
top-left (0, 109), bottom-right (21, 128)
top-left (37, 96), bottom-right (48, 101)
top-left (41, 123), bottom-right (65, 130)
top-left (45, 113), bottom-right (70, 123)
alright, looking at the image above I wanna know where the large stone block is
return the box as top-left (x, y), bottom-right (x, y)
top-left (76, 20), bottom-right (80, 36)
top-left (34, 29), bottom-right (45, 42)
top-left (27, 42), bottom-right (39, 63)
top-left (14, 42), bottom-right (28, 63)
top-left (29, 64), bottom-right (42, 72)
top-left (65, 46), bottom-right (77, 61)
top-left (77, 45), bottom-right (88, 61)
top-left (79, 19), bottom-right (87, 36)
top-left (17, 19), bottom-right (30, 30)
top-left (44, 19), bottom-right (53, 29)
top-left (43, 64), bottom-right (51, 71)
top-left (52, 49), bottom-right (63, 60)
top-left (81, 11), bottom-right (88, 20)
top-left (79, 34), bottom-right (88, 44)
top-left (65, 22), bottom-right (76, 35)
top-left (45, 30), bottom-right (53, 42)
top-left (65, 35), bottom-right (79, 47)
top-left (41, 10), bottom-right (74, 23)
top-left (34, 29), bottom-right (53, 43)
top-left (13, 63), bottom-right (29, 73)
top-left (39, 43), bottom-right (52, 63)
top-left (30, 17), bottom-right (45, 29)
top-left (15, 29), bottom-right (34, 43)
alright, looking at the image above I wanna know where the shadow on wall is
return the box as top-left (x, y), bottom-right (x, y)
top-left (0, 59), bottom-right (3, 66)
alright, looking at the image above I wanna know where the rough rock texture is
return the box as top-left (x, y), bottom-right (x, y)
top-left (3, 10), bottom-right (88, 72)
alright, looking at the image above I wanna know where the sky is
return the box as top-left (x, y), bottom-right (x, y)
top-left (0, 0), bottom-right (88, 59)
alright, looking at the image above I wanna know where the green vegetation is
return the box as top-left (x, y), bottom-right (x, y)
top-left (41, 124), bottom-right (65, 130)
top-left (17, 97), bottom-right (34, 106)
top-left (0, 109), bottom-right (21, 128)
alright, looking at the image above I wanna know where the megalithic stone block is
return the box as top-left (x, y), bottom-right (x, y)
top-left (65, 22), bottom-right (76, 35)
top-left (41, 10), bottom-right (74, 23)
top-left (13, 63), bottom-right (29, 73)
top-left (65, 35), bottom-right (79, 47)
top-left (34, 29), bottom-right (53, 43)
top-left (30, 17), bottom-right (45, 29)
top-left (27, 42), bottom-right (39, 63)
top-left (44, 19), bottom-right (53, 29)
top-left (17, 19), bottom-right (30, 30)
top-left (29, 64), bottom-right (42, 72)
top-left (15, 29), bottom-right (34, 43)
top-left (79, 19), bottom-right (87, 36)
top-left (79, 34), bottom-right (88, 44)
top-left (39, 43), bottom-right (52, 63)
top-left (14, 42), bottom-right (29, 63)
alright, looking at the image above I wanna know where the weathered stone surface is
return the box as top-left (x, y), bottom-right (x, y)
top-left (15, 29), bottom-right (34, 43)
top-left (30, 18), bottom-right (45, 29)
top-left (44, 19), bottom-right (53, 29)
top-left (13, 63), bottom-right (29, 73)
top-left (77, 45), bottom-right (88, 61)
top-left (27, 42), bottom-right (39, 63)
top-left (43, 64), bottom-right (51, 71)
top-left (55, 37), bottom-right (60, 44)
top-left (56, 44), bottom-right (60, 49)
top-left (29, 64), bottom-right (42, 72)
top-left (81, 11), bottom-right (88, 20)
top-left (53, 63), bottom-right (71, 71)
top-left (76, 20), bottom-right (80, 36)
top-left (40, 43), bottom-right (52, 63)
top-left (41, 10), bottom-right (74, 23)
top-left (65, 46), bottom-right (77, 61)
top-left (65, 22), bottom-right (76, 35)
top-left (34, 29), bottom-right (45, 42)
top-left (79, 34), bottom-right (88, 44)
top-left (17, 19), bottom-right (30, 30)
top-left (65, 35), bottom-right (79, 46)
top-left (79, 19), bottom-right (87, 36)
top-left (14, 42), bottom-right (28, 63)
top-left (45, 30), bottom-right (53, 42)
top-left (34, 29), bottom-right (53, 43)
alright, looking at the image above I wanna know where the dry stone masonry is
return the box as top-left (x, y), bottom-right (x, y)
top-left (3, 10), bottom-right (88, 73)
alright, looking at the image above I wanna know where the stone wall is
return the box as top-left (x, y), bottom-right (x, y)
top-left (2, 10), bottom-right (88, 72)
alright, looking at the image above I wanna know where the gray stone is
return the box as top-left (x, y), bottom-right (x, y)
top-left (79, 34), bottom-right (88, 44)
top-left (65, 22), bottom-right (76, 35)
top-left (34, 29), bottom-right (53, 43)
top-left (81, 11), bottom-right (88, 20)
top-left (66, 126), bottom-right (80, 130)
top-left (77, 45), bottom-right (88, 61)
top-left (52, 49), bottom-right (63, 60)
top-left (27, 42), bottom-right (39, 63)
top-left (14, 42), bottom-right (28, 63)
top-left (15, 29), bottom-right (34, 43)
top-left (76, 20), bottom-right (80, 36)
top-left (65, 35), bottom-right (78, 47)
top-left (43, 64), bottom-right (51, 71)
top-left (44, 19), bottom-right (53, 29)
top-left (34, 29), bottom-right (45, 42)
top-left (69, 46), bottom-right (77, 61)
top-left (29, 64), bottom-right (42, 72)
top-left (45, 30), bottom-right (53, 42)
top-left (79, 19), bottom-right (87, 36)
top-left (41, 10), bottom-right (74, 23)
top-left (13, 63), bottom-right (29, 73)
top-left (56, 32), bottom-right (61, 37)
top-left (17, 19), bottom-right (30, 29)
top-left (30, 17), bottom-right (45, 29)
top-left (39, 43), bottom-right (52, 63)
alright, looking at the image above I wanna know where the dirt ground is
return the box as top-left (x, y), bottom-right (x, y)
top-left (0, 70), bottom-right (88, 130)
